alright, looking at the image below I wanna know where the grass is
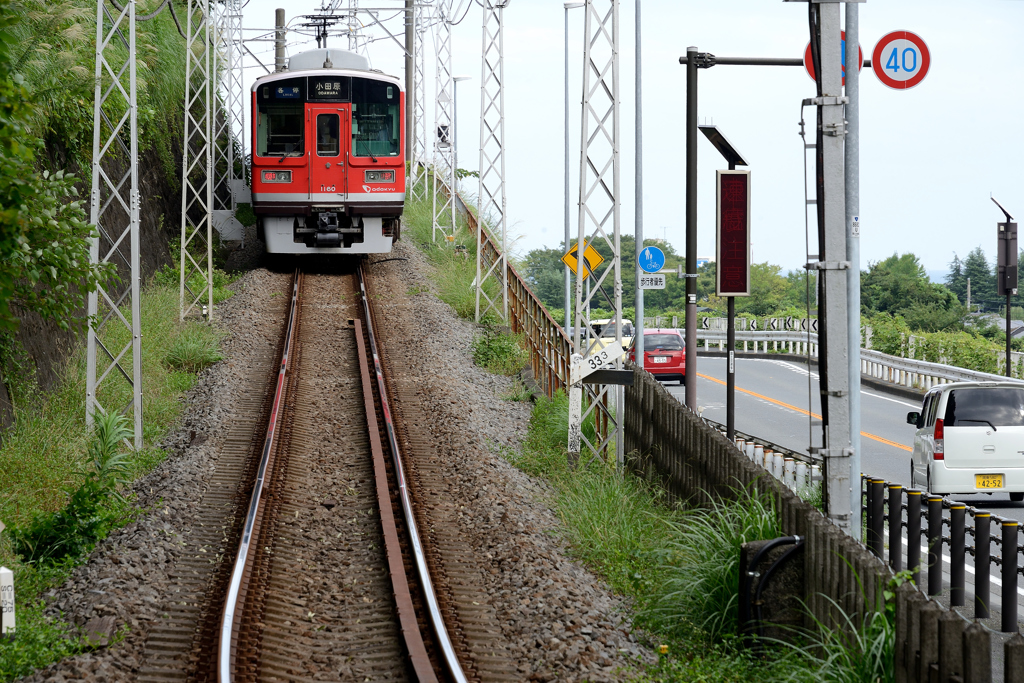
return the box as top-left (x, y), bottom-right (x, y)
top-left (402, 180), bottom-right (503, 322)
top-left (0, 280), bottom-right (231, 679)
top-left (472, 326), bottom-right (529, 376)
top-left (396, 179), bottom-right (898, 682)
top-left (506, 389), bottom-right (897, 682)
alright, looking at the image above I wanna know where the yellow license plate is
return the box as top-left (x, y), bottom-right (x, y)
top-left (976, 474), bottom-right (1004, 489)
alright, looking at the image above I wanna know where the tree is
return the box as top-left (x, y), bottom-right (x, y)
top-left (961, 247), bottom-right (996, 310)
top-left (945, 254), bottom-right (966, 304)
top-left (0, 0), bottom-right (107, 331)
top-left (861, 252), bottom-right (965, 332)
top-left (734, 263), bottom-right (790, 316)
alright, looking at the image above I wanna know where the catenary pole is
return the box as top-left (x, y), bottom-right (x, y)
top-left (564, 3), bottom-right (573, 333)
top-left (634, 0), bottom-right (644, 361)
top-left (845, 0), bottom-right (862, 538)
top-left (405, 0), bottom-right (414, 159)
top-left (684, 46), bottom-right (697, 408)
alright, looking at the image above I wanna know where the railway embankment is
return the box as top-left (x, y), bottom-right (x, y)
top-left (0, 0), bottom-right (189, 429)
top-left (3, 246), bottom-right (650, 680)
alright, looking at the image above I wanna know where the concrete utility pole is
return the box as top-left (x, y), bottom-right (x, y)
top-left (809, 1), bottom-right (853, 535)
top-left (275, 8), bottom-right (286, 72)
top-left (845, 0), bottom-right (862, 538)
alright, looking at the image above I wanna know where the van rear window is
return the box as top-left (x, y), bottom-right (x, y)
top-left (944, 388), bottom-right (1024, 427)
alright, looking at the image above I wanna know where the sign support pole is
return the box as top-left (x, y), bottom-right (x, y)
top-left (726, 157), bottom-right (736, 441)
top-left (634, 0), bottom-right (644, 362)
top-left (684, 46), bottom-right (698, 410)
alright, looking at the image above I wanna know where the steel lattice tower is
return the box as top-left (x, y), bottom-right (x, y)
top-left (569, 0), bottom-right (623, 465)
top-left (180, 0), bottom-right (214, 321)
top-left (409, 4), bottom-right (429, 201)
top-left (87, 0), bottom-right (143, 448)
top-left (211, 0), bottom-right (246, 243)
top-left (431, 1), bottom-right (456, 243)
top-left (474, 0), bottom-right (508, 322)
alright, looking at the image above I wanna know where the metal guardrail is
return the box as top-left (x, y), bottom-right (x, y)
top-left (697, 329), bottom-right (1024, 393)
top-left (453, 194), bottom-right (573, 399)
top-left (862, 474), bottom-right (1024, 633)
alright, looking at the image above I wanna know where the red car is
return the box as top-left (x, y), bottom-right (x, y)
top-left (628, 329), bottom-right (686, 385)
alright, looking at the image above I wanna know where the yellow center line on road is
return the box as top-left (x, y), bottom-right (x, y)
top-left (696, 372), bottom-right (912, 453)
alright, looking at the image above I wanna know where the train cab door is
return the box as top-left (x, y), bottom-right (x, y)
top-left (309, 106), bottom-right (348, 200)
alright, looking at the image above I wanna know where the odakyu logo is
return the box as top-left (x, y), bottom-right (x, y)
top-left (362, 185), bottom-right (392, 193)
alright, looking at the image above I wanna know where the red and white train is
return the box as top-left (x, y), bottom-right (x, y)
top-left (251, 48), bottom-right (405, 254)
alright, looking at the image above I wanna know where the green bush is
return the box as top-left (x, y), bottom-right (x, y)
top-left (471, 326), bottom-right (528, 376)
top-left (0, 560), bottom-right (89, 680)
top-left (640, 488), bottom-right (781, 642)
top-left (164, 323), bottom-right (223, 373)
top-left (11, 412), bottom-right (132, 564)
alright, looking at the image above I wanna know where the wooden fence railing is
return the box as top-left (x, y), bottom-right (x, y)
top-left (624, 366), bottom-right (1024, 680)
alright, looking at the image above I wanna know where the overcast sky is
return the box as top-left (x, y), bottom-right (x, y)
top-left (241, 0), bottom-right (1024, 279)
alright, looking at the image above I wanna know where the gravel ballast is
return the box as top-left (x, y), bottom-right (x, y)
top-left (21, 239), bottom-right (654, 681)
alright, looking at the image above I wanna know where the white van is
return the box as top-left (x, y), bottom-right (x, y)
top-left (907, 382), bottom-right (1024, 501)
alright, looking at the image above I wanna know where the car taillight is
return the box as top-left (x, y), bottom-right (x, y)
top-left (933, 418), bottom-right (944, 460)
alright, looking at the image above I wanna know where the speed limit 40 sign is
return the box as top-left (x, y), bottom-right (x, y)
top-left (872, 31), bottom-right (930, 90)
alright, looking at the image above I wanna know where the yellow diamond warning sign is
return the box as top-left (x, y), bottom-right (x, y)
top-left (561, 240), bottom-right (604, 280)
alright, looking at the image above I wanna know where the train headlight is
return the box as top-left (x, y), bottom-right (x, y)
top-left (262, 170), bottom-right (292, 183)
top-left (364, 170), bottom-right (395, 184)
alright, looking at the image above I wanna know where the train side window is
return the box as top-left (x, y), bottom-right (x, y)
top-left (316, 114), bottom-right (340, 157)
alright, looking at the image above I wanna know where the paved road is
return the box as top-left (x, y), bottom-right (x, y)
top-left (666, 355), bottom-right (1024, 522)
top-left (665, 355), bottom-right (1024, 650)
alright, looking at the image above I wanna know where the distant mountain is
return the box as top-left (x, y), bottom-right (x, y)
top-left (926, 269), bottom-right (947, 285)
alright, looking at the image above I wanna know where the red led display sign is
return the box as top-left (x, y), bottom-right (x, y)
top-left (716, 170), bottom-right (751, 297)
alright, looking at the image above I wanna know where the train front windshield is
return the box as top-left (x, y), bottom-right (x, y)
top-left (256, 78), bottom-right (305, 157)
top-left (351, 78), bottom-right (400, 158)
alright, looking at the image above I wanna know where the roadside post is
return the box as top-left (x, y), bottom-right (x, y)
top-left (993, 197), bottom-right (1017, 377)
top-left (0, 520), bottom-right (13, 640)
top-left (699, 125), bottom-right (749, 442)
top-left (678, 15), bottom-right (930, 536)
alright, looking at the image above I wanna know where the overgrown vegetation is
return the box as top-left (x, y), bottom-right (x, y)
top-left (505, 389), bottom-right (897, 682)
top-left (471, 325), bottom-right (528, 376)
top-left (0, 282), bottom-right (228, 678)
top-left (403, 179), bottom-right (529, 379)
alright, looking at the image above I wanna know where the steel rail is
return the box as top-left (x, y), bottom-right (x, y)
top-left (217, 269), bottom-right (302, 682)
top-left (357, 261), bottom-right (469, 683)
top-left (352, 317), bottom-right (437, 681)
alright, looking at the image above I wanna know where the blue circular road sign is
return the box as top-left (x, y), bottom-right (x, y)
top-left (638, 246), bottom-right (666, 274)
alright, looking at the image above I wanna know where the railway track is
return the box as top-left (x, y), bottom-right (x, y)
top-left (137, 261), bottom-right (514, 682)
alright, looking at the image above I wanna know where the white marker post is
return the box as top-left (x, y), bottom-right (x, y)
top-left (567, 346), bottom-right (622, 461)
top-left (1, 566), bottom-right (14, 639)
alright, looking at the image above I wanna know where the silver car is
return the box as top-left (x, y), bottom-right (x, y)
top-left (907, 381), bottom-right (1024, 501)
